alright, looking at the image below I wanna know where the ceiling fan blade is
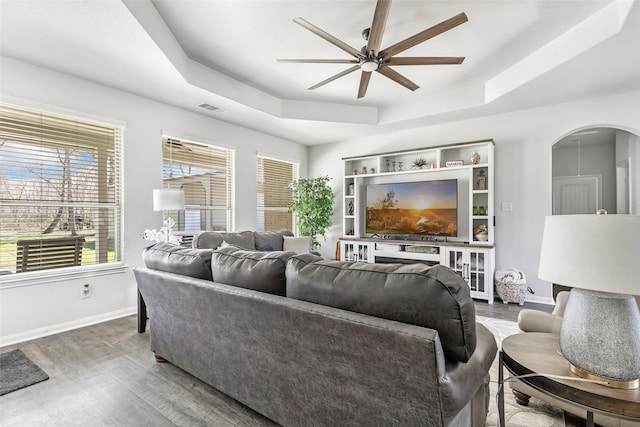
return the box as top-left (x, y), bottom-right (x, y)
top-left (293, 17), bottom-right (362, 58)
top-left (357, 71), bottom-right (373, 99)
top-left (308, 65), bottom-right (360, 90)
top-left (365, 0), bottom-right (392, 56)
top-left (385, 57), bottom-right (465, 66)
top-left (380, 12), bottom-right (468, 58)
top-left (376, 66), bottom-right (419, 91)
top-left (278, 59), bottom-right (359, 64)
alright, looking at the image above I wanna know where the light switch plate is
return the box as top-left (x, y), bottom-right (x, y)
top-left (501, 202), bottom-right (513, 212)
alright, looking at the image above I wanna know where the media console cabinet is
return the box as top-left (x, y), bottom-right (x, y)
top-left (338, 139), bottom-right (496, 303)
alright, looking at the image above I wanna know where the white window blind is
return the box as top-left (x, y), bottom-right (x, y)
top-left (162, 137), bottom-right (234, 233)
top-left (0, 102), bottom-right (122, 274)
top-left (256, 156), bottom-right (299, 232)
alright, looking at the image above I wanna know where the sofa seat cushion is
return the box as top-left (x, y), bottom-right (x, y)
top-left (212, 246), bottom-right (295, 296)
top-left (193, 230), bottom-right (255, 250)
top-left (254, 229), bottom-right (294, 251)
top-left (286, 254), bottom-right (477, 362)
top-left (142, 243), bottom-right (213, 280)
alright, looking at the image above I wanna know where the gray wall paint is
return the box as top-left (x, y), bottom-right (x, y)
top-left (309, 91), bottom-right (640, 304)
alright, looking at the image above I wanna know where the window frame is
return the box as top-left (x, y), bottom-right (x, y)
top-left (0, 102), bottom-right (125, 286)
top-left (161, 136), bottom-right (235, 234)
top-left (256, 154), bottom-right (300, 233)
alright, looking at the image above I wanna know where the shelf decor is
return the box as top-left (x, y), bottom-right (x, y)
top-left (412, 158), bottom-right (428, 169)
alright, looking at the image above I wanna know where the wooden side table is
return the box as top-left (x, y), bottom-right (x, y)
top-left (499, 333), bottom-right (640, 427)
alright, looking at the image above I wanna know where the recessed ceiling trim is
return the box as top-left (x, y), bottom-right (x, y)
top-left (122, 0), bottom-right (378, 125)
top-left (485, 0), bottom-right (632, 103)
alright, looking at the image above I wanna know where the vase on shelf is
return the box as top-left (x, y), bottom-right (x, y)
top-left (470, 152), bottom-right (481, 164)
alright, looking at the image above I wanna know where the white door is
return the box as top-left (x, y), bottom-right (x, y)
top-left (552, 175), bottom-right (601, 215)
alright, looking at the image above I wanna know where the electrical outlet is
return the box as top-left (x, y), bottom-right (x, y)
top-left (81, 283), bottom-right (91, 299)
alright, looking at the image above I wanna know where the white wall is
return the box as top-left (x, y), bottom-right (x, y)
top-left (0, 57), bottom-right (308, 345)
top-left (309, 90), bottom-right (640, 304)
top-left (616, 130), bottom-right (640, 214)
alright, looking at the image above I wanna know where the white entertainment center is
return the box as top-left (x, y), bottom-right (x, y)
top-left (338, 139), bottom-right (495, 303)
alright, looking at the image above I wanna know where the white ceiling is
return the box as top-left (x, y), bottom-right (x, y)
top-left (1, 0), bottom-right (639, 145)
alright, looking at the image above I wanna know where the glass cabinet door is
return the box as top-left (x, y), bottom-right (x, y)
top-left (468, 251), bottom-right (486, 293)
top-left (341, 241), bottom-right (370, 262)
top-left (445, 249), bottom-right (465, 278)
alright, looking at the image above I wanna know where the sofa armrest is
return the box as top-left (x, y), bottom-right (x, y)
top-left (438, 323), bottom-right (498, 424)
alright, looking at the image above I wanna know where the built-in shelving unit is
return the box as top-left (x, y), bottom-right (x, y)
top-left (339, 139), bottom-right (495, 302)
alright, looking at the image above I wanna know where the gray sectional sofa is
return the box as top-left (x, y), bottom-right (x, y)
top-left (134, 239), bottom-right (498, 426)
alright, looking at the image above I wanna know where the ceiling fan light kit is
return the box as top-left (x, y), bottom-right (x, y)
top-left (359, 59), bottom-right (379, 72)
top-left (277, 0), bottom-right (467, 98)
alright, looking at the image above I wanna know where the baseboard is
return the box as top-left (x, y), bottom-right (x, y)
top-left (524, 294), bottom-right (555, 305)
top-left (0, 307), bottom-right (137, 347)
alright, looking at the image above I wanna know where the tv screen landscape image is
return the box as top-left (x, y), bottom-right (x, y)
top-left (366, 179), bottom-right (458, 237)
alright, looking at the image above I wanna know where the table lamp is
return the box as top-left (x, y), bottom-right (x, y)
top-left (145, 188), bottom-right (185, 244)
top-left (538, 213), bottom-right (640, 389)
top-left (153, 188), bottom-right (185, 213)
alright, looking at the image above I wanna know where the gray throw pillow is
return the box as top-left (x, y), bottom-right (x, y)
top-left (211, 246), bottom-right (295, 296)
top-left (254, 229), bottom-right (294, 251)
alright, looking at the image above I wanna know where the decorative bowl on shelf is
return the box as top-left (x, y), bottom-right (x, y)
top-left (474, 232), bottom-right (488, 242)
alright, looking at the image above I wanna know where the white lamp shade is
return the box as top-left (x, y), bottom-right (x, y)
top-left (153, 188), bottom-right (185, 211)
top-left (538, 214), bottom-right (640, 295)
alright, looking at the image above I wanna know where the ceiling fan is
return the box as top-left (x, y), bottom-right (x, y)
top-left (277, 0), bottom-right (468, 99)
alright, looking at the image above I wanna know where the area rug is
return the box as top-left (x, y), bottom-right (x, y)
top-left (477, 316), bottom-right (571, 427)
top-left (0, 349), bottom-right (49, 396)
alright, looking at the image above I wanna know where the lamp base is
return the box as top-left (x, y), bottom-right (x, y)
top-left (560, 288), bottom-right (640, 389)
top-left (569, 362), bottom-right (639, 390)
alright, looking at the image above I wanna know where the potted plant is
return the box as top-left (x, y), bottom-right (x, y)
top-left (288, 175), bottom-right (335, 250)
top-left (412, 157), bottom-right (427, 169)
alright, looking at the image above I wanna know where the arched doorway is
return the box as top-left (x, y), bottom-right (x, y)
top-left (552, 127), bottom-right (639, 215)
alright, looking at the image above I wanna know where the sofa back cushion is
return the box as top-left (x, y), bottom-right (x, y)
top-left (254, 229), bottom-right (294, 251)
top-left (286, 254), bottom-right (477, 362)
top-left (211, 246), bottom-right (295, 296)
top-left (142, 243), bottom-right (213, 280)
top-left (192, 230), bottom-right (256, 250)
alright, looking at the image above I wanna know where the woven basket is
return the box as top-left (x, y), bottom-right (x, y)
top-left (495, 281), bottom-right (527, 305)
top-left (494, 269), bottom-right (527, 305)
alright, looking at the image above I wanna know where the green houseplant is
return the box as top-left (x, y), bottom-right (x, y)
top-left (288, 175), bottom-right (335, 250)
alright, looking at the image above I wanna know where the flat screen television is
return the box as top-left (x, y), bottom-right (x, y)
top-left (365, 179), bottom-right (458, 237)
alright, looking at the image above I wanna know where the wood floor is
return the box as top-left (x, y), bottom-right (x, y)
top-left (0, 300), bottom-right (551, 426)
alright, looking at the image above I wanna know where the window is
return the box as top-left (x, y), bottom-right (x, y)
top-left (256, 155), bottom-right (299, 232)
top-left (0, 103), bottom-right (122, 274)
top-left (162, 137), bottom-right (234, 233)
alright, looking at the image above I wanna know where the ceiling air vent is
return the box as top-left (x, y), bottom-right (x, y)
top-left (199, 103), bottom-right (222, 112)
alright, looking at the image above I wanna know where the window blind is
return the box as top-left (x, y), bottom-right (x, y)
top-left (162, 137), bottom-right (234, 232)
top-left (0, 103), bottom-right (122, 274)
top-left (256, 156), bottom-right (299, 232)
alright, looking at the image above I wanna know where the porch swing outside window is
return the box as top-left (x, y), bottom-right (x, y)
top-left (0, 103), bottom-right (122, 275)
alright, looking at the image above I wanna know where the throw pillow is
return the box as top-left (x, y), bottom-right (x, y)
top-left (283, 236), bottom-right (311, 254)
top-left (254, 229), bottom-right (294, 251)
top-left (211, 246), bottom-right (295, 296)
